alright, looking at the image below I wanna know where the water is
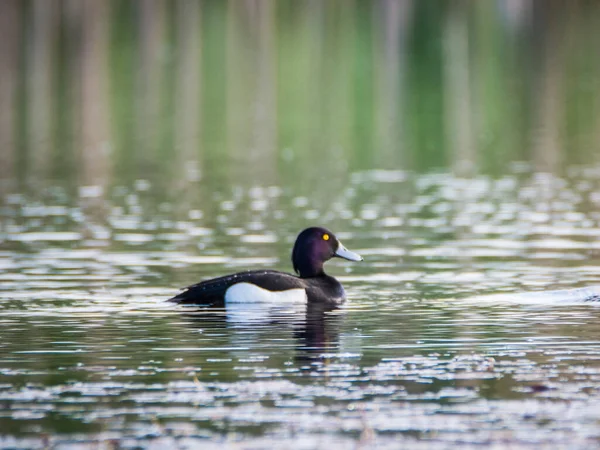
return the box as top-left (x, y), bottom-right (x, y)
top-left (3, 1), bottom-right (600, 448)
top-left (3, 168), bottom-right (600, 449)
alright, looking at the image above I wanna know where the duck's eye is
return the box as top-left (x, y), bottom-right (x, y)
top-left (322, 233), bottom-right (330, 241)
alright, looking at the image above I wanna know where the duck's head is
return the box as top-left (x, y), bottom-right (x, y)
top-left (292, 227), bottom-right (363, 278)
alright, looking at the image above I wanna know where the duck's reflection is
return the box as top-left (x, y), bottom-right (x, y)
top-left (293, 303), bottom-right (343, 365)
top-left (178, 302), bottom-right (342, 365)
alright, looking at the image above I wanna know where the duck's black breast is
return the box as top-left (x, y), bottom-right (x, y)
top-left (168, 270), bottom-right (307, 306)
top-left (304, 275), bottom-right (346, 307)
top-left (168, 270), bottom-right (346, 307)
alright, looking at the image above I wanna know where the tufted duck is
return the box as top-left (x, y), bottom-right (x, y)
top-left (167, 227), bottom-right (362, 307)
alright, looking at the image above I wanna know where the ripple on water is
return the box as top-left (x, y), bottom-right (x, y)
top-left (3, 171), bottom-right (600, 447)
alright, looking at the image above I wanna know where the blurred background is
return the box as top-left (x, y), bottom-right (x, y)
top-left (1, 0), bottom-right (600, 198)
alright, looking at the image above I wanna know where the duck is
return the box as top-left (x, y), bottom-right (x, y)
top-left (167, 227), bottom-right (363, 307)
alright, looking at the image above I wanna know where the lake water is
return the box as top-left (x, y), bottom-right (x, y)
top-left (3, 167), bottom-right (600, 449)
top-left (3, 1), bottom-right (600, 448)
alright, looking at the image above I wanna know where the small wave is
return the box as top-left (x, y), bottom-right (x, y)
top-left (463, 286), bottom-right (600, 305)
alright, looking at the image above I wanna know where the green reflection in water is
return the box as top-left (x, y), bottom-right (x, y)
top-left (1, 1), bottom-right (599, 195)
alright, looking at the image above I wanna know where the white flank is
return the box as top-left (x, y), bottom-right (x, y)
top-left (224, 282), bottom-right (308, 304)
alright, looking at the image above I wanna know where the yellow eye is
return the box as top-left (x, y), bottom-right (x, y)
top-left (323, 234), bottom-right (330, 241)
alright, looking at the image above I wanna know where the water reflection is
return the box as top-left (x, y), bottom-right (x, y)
top-left (3, 1), bottom-right (600, 447)
top-left (0, 1), bottom-right (599, 191)
top-left (179, 303), bottom-right (343, 370)
top-left (294, 303), bottom-right (342, 358)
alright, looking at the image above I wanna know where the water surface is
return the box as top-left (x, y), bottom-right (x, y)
top-left (3, 168), bottom-right (600, 449)
top-left (3, 2), bottom-right (600, 447)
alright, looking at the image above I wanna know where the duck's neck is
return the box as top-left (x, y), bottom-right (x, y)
top-left (295, 258), bottom-right (325, 278)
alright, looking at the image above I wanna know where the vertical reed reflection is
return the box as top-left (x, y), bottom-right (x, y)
top-left (0, 0), bottom-right (20, 193)
top-left (277, 1), bottom-right (324, 175)
top-left (253, 0), bottom-right (277, 179)
top-left (27, 0), bottom-right (59, 184)
top-left (374, 0), bottom-right (412, 168)
top-left (136, 0), bottom-right (166, 176)
top-left (321, 1), bottom-right (353, 165)
top-left (531, 0), bottom-right (564, 173)
top-left (63, 0), bottom-right (82, 181)
top-left (443, 0), bottom-right (475, 176)
top-left (80, 0), bottom-right (111, 189)
top-left (226, 0), bottom-right (277, 185)
top-left (174, 0), bottom-right (202, 188)
top-left (595, 7), bottom-right (600, 155)
top-left (0, 1), bottom-right (599, 193)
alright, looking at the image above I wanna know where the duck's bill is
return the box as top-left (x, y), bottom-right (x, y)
top-left (335, 242), bottom-right (363, 262)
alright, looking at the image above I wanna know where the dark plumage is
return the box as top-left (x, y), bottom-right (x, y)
top-left (168, 227), bottom-right (362, 307)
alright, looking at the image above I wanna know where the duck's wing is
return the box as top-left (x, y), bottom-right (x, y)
top-left (167, 270), bottom-right (305, 306)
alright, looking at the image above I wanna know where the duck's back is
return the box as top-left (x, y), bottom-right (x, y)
top-left (168, 270), bottom-right (307, 306)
